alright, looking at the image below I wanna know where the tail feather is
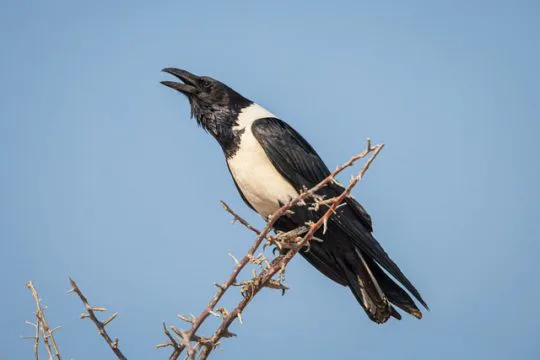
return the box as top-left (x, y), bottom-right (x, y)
top-left (301, 247), bottom-right (347, 286)
top-left (366, 256), bottom-right (424, 319)
top-left (390, 305), bottom-right (402, 320)
top-left (335, 250), bottom-right (393, 324)
top-left (273, 208), bottom-right (427, 323)
top-left (336, 247), bottom-right (424, 323)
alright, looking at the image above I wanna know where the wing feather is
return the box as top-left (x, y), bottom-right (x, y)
top-left (251, 117), bottom-right (427, 309)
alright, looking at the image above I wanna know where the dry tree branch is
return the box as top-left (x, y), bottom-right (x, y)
top-left (25, 281), bottom-right (62, 360)
top-left (162, 139), bottom-right (384, 359)
top-left (21, 320), bottom-right (40, 360)
top-left (197, 141), bottom-right (384, 359)
top-left (67, 278), bottom-right (127, 360)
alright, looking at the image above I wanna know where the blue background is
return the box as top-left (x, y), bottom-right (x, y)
top-left (1, 1), bottom-right (539, 359)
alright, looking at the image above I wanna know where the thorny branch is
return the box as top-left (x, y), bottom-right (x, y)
top-left (161, 139), bottom-right (384, 359)
top-left (21, 320), bottom-right (40, 360)
top-left (24, 281), bottom-right (62, 360)
top-left (67, 278), bottom-right (127, 360)
top-left (21, 140), bottom-right (383, 360)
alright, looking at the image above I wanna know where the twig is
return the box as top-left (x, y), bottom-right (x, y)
top-left (26, 281), bottom-right (62, 360)
top-left (198, 141), bottom-right (384, 359)
top-left (220, 201), bottom-right (262, 236)
top-left (21, 320), bottom-right (40, 360)
top-left (67, 278), bottom-right (127, 360)
top-left (163, 139), bottom-right (384, 359)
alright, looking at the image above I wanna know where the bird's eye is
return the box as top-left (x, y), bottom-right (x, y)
top-left (200, 79), bottom-right (212, 90)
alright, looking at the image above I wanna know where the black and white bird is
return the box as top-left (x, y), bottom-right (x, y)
top-left (161, 68), bottom-right (428, 323)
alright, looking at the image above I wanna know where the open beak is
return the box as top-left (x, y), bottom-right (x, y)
top-left (161, 68), bottom-right (199, 95)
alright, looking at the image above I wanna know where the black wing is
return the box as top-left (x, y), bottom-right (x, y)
top-left (251, 117), bottom-right (331, 189)
top-left (251, 117), bottom-right (427, 309)
top-left (251, 117), bottom-right (372, 230)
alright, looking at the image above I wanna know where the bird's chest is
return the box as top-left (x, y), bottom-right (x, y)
top-left (226, 127), bottom-right (298, 218)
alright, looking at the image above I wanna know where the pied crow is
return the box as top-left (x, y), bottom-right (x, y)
top-left (161, 68), bottom-right (428, 323)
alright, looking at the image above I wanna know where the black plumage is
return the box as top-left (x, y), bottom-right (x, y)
top-left (252, 117), bottom-right (427, 322)
top-left (161, 68), bottom-right (428, 323)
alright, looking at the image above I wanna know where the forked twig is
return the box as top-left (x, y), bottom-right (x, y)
top-left (67, 278), bottom-right (127, 360)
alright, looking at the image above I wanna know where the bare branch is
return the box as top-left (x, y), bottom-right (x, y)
top-left (67, 278), bottom-right (127, 360)
top-left (197, 141), bottom-right (384, 359)
top-left (220, 201), bottom-right (262, 236)
top-left (26, 281), bottom-right (62, 360)
top-left (21, 320), bottom-right (40, 360)
top-left (163, 139), bottom-right (384, 359)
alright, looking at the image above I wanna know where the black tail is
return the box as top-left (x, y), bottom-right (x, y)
top-left (335, 248), bottom-right (394, 323)
top-left (275, 197), bottom-right (428, 323)
top-left (364, 255), bottom-right (423, 319)
top-left (299, 240), bottom-right (425, 323)
top-left (331, 246), bottom-right (423, 323)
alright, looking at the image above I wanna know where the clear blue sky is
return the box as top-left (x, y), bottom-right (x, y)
top-left (1, 1), bottom-right (539, 359)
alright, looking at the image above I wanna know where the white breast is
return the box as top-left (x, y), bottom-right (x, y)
top-left (227, 103), bottom-right (298, 218)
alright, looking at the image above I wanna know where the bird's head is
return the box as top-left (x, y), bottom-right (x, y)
top-left (161, 68), bottom-right (251, 137)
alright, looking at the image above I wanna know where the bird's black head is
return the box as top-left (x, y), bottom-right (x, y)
top-left (161, 68), bottom-right (252, 140)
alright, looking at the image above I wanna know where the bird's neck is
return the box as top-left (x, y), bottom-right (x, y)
top-left (207, 102), bottom-right (275, 158)
top-left (193, 99), bottom-right (249, 156)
